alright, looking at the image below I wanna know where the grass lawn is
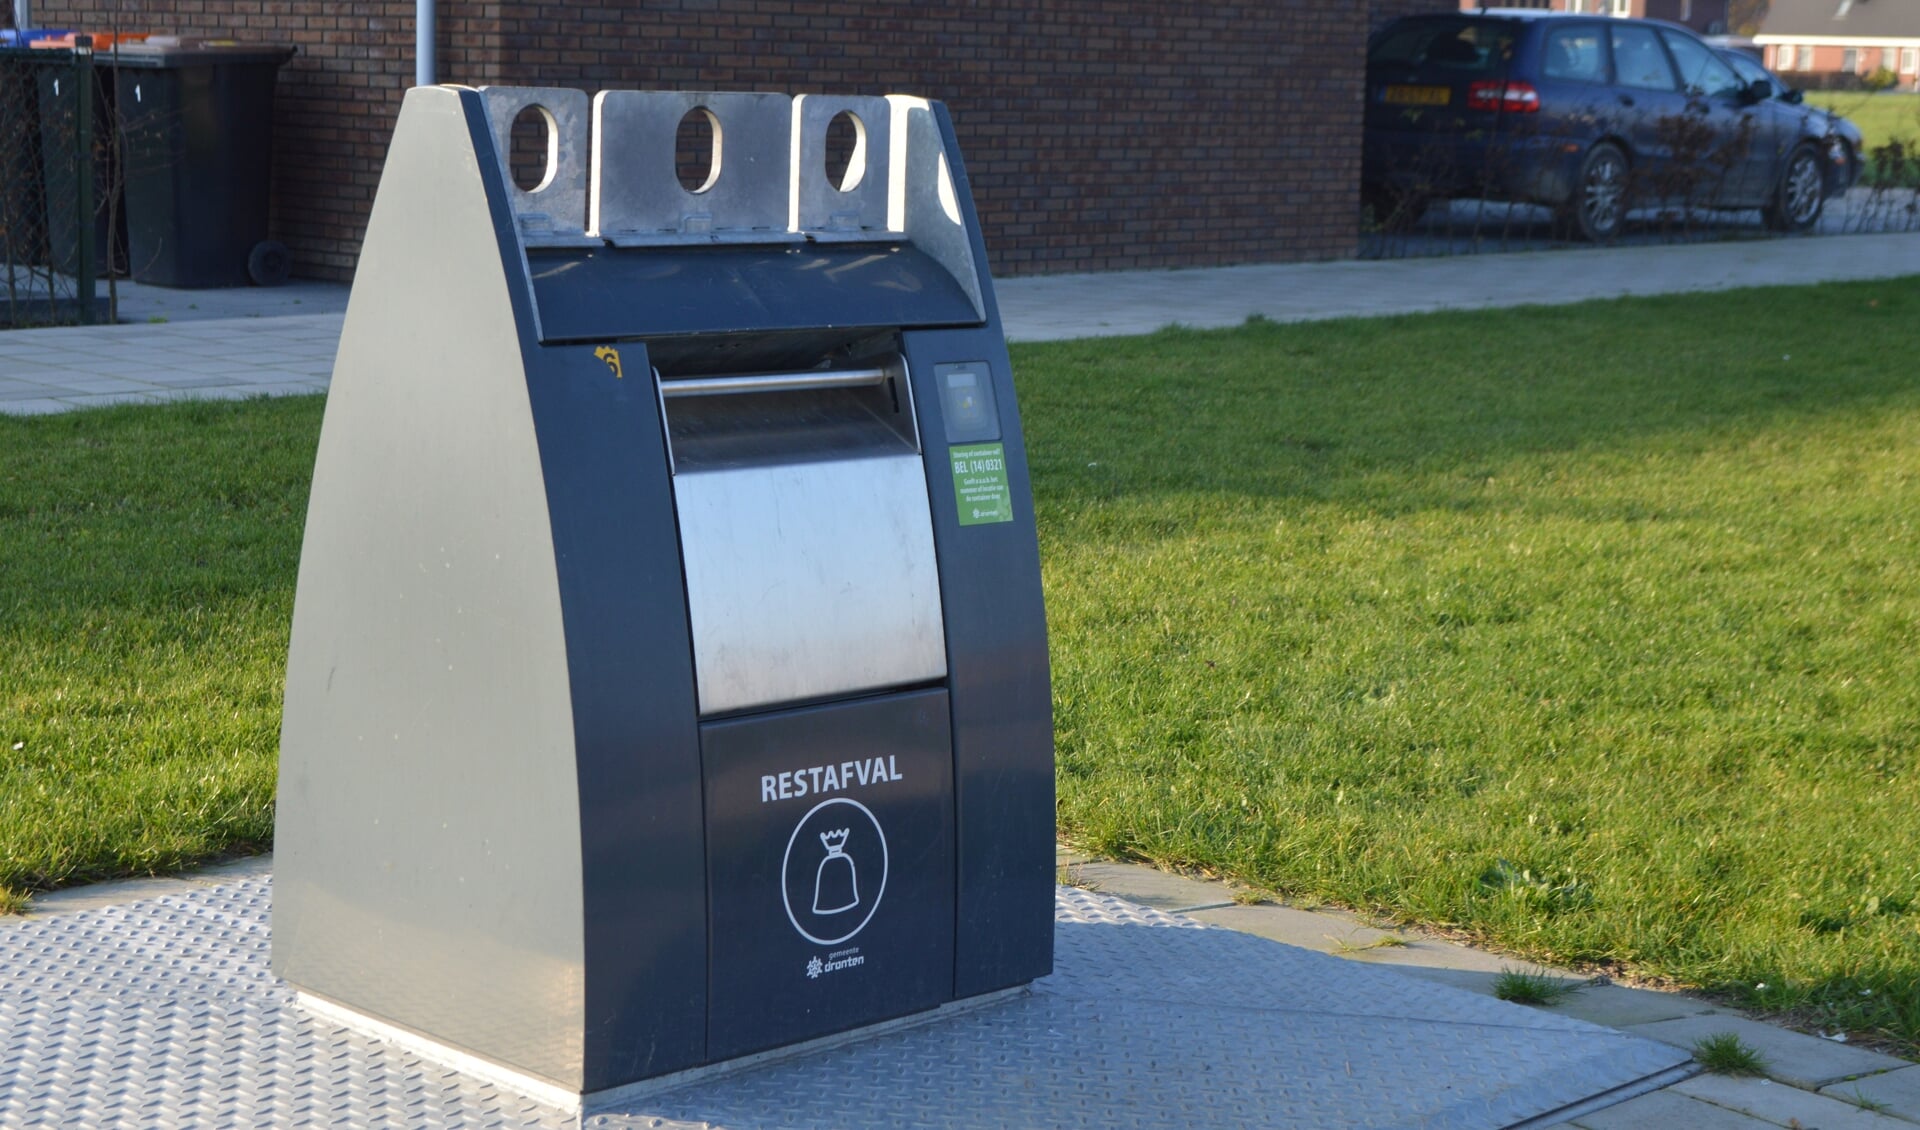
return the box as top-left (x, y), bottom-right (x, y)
top-left (1028, 279), bottom-right (1920, 1054)
top-left (1806, 91), bottom-right (1920, 184)
top-left (1807, 91), bottom-right (1920, 153)
top-left (4, 278), bottom-right (1919, 1052)
top-left (0, 398), bottom-right (322, 913)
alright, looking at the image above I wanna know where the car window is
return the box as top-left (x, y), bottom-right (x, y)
top-left (1720, 50), bottom-right (1781, 95)
top-left (1370, 18), bottom-right (1515, 75)
top-left (1543, 26), bottom-right (1608, 83)
top-left (1662, 31), bottom-right (1743, 97)
top-left (1611, 25), bottom-right (1678, 91)
top-left (1721, 51), bottom-right (1763, 83)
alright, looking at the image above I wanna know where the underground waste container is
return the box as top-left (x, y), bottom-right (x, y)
top-left (110, 39), bottom-right (295, 286)
top-left (273, 85), bottom-right (1054, 1107)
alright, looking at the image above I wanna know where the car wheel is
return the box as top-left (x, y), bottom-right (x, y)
top-left (247, 240), bottom-right (292, 287)
top-left (1763, 145), bottom-right (1824, 233)
top-left (1569, 143), bottom-right (1629, 243)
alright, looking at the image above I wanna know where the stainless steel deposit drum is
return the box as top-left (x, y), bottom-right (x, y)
top-left (272, 85), bottom-right (1052, 1113)
top-left (665, 365), bottom-right (947, 716)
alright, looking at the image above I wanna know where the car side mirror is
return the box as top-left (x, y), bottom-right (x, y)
top-left (1784, 87), bottom-right (1804, 105)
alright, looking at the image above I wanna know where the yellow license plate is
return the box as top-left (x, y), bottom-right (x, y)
top-left (1383, 85), bottom-right (1450, 106)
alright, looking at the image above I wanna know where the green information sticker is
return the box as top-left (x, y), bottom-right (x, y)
top-left (949, 442), bottom-right (1014, 526)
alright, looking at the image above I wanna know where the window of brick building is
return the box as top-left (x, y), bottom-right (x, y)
top-left (1842, 47), bottom-right (1859, 71)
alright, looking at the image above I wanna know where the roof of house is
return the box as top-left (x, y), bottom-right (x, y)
top-left (1758, 0), bottom-right (1920, 39)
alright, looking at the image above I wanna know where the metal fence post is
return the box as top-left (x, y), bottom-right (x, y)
top-left (72, 36), bottom-right (94, 325)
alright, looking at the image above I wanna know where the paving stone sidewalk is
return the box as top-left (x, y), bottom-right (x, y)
top-left (5, 230), bottom-right (1920, 415)
top-left (0, 313), bottom-right (338, 415)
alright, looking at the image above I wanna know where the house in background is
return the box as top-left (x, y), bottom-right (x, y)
top-left (1455, 0), bottom-right (1731, 35)
top-left (1756, 0), bottom-right (1920, 91)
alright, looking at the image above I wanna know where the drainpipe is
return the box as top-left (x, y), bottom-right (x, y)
top-left (12, 0), bottom-right (31, 31)
top-left (416, 0), bottom-right (435, 86)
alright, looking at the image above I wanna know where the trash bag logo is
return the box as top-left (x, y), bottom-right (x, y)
top-left (782, 798), bottom-right (888, 946)
top-left (812, 828), bottom-right (858, 915)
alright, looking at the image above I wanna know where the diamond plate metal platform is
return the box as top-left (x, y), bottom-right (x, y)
top-left (0, 879), bottom-right (1692, 1129)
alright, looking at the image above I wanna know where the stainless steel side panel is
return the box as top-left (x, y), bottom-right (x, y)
top-left (674, 454), bottom-right (946, 716)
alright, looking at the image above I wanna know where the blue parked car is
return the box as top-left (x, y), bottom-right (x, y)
top-left (1363, 10), bottom-right (1858, 239)
top-left (1716, 47), bottom-right (1863, 194)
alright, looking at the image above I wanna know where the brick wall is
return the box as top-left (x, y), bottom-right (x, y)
top-left (27, 1), bottom-right (1391, 281)
top-left (491, 2), bottom-right (1366, 278)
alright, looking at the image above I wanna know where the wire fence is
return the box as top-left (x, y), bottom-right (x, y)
top-left (1, 40), bottom-right (115, 328)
